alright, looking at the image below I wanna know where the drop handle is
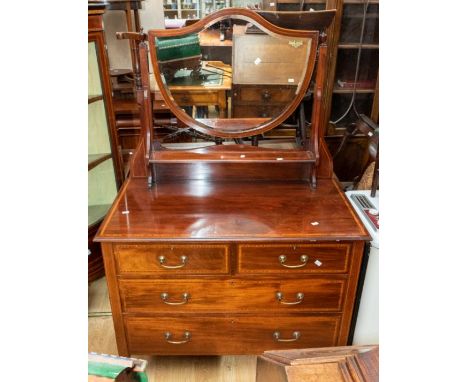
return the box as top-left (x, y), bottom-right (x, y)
top-left (261, 90), bottom-right (271, 100)
top-left (278, 255), bottom-right (309, 268)
top-left (273, 331), bottom-right (301, 342)
top-left (160, 292), bottom-right (190, 305)
top-left (276, 292), bottom-right (304, 305)
top-left (158, 255), bottom-right (188, 269)
top-left (164, 331), bottom-right (191, 344)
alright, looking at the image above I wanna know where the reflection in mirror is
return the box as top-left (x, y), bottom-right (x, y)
top-left (152, 16), bottom-right (314, 139)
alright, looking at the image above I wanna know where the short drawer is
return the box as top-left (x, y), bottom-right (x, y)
top-left (238, 243), bottom-right (351, 274)
top-left (172, 91), bottom-right (219, 105)
top-left (125, 315), bottom-right (341, 355)
top-left (114, 244), bottom-right (230, 275)
top-left (233, 86), bottom-right (296, 103)
top-left (119, 278), bottom-right (346, 313)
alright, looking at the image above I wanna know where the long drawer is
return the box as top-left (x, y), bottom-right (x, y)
top-left (233, 85), bottom-right (296, 103)
top-left (232, 104), bottom-right (287, 119)
top-left (119, 278), bottom-right (346, 313)
top-left (172, 91), bottom-right (219, 106)
top-left (114, 244), bottom-right (230, 275)
top-left (238, 243), bottom-right (351, 274)
top-left (125, 315), bottom-right (341, 355)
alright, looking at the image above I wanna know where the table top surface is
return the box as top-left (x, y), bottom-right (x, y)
top-left (168, 61), bottom-right (232, 92)
top-left (95, 177), bottom-right (370, 242)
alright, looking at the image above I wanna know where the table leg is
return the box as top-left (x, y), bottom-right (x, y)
top-left (218, 90), bottom-right (227, 118)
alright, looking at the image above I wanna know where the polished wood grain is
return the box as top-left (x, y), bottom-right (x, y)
top-left (101, 242), bottom-right (130, 355)
top-left (114, 243), bottom-right (230, 275)
top-left (96, 178), bottom-right (369, 242)
top-left (150, 144), bottom-right (315, 164)
top-left (152, 162), bottom-right (310, 182)
top-left (88, 277), bottom-right (258, 380)
top-left (119, 278), bottom-right (346, 313)
top-left (238, 243), bottom-right (351, 274)
top-left (125, 315), bottom-right (341, 355)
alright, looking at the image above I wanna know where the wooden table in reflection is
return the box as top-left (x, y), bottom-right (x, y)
top-left (165, 61), bottom-right (232, 119)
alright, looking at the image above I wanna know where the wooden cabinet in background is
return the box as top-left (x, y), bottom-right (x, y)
top-left (232, 84), bottom-right (296, 118)
top-left (231, 24), bottom-right (309, 119)
top-left (263, 0), bottom-right (379, 182)
top-left (326, 0), bottom-right (379, 182)
top-left (88, 1), bottom-right (124, 282)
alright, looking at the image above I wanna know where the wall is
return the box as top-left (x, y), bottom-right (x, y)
top-left (103, 0), bottom-right (165, 70)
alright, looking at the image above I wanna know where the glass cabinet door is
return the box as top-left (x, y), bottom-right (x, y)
top-left (88, 41), bottom-right (118, 227)
top-left (202, 0), bottom-right (230, 17)
top-left (164, 0), bottom-right (202, 19)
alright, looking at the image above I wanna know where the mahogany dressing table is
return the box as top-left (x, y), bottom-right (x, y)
top-left (95, 8), bottom-right (370, 357)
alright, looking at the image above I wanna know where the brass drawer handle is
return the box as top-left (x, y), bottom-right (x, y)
top-left (262, 90), bottom-right (271, 100)
top-left (273, 331), bottom-right (301, 342)
top-left (158, 255), bottom-right (187, 269)
top-left (278, 255), bottom-right (309, 268)
top-left (276, 292), bottom-right (304, 305)
top-left (164, 331), bottom-right (191, 344)
top-left (160, 292), bottom-right (190, 305)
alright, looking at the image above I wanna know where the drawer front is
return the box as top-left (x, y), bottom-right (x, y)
top-left (172, 91), bottom-right (219, 105)
top-left (125, 315), bottom-right (341, 355)
top-left (232, 105), bottom-right (286, 119)
top-left (233, 85), bottom-right (296, 103)
top-left (119, 278), bottom-right (346, 313)
top-left (238, 244), bottom-right (351, 274)
top-left (114, 244), bottom-right (229, 275)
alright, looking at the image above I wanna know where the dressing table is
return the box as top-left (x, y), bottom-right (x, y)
top-left (95, 8), bottom-right (370, 356)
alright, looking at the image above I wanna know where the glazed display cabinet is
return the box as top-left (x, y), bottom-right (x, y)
top-left (88, 2), bottom-right (124, 282)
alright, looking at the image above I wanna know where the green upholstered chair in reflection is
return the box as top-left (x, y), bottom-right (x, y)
top-left (155, 33), bottom-right (202, 82)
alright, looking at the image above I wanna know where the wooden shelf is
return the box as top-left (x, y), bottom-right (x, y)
top-left (88, 95), bottom-right (103, 104)
top-left (150, 144), bottom-right (315, 164)
top-left (88, 153), bottom-right (112, 171)
top-left (333, 87), bottom-right (375, 94)
top-left (338, 43), bottom-right (379, 49)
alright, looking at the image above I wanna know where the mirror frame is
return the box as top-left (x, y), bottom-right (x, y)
top-left (147, 7), bottom-right (319, 139)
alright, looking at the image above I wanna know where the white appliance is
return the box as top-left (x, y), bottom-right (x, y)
top-left (345, 190), bottom-right (379, 345)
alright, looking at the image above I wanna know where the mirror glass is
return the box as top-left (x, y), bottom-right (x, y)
top-left (151, 16), bottom-right (314, 136)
